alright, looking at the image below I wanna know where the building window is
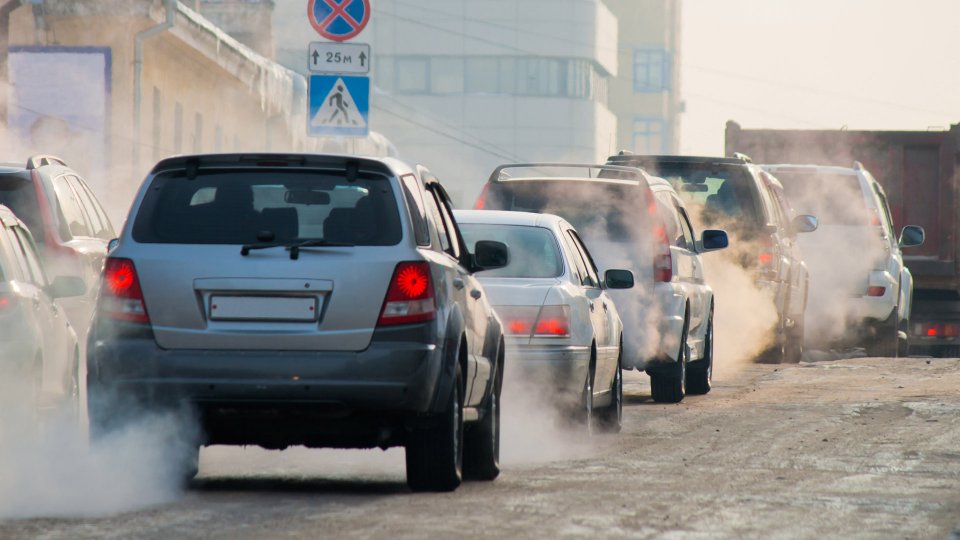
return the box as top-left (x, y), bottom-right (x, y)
top-left (633, 49), bottom-right (670, 93)
top-left (396, 57), bottom-right (429, 94)
top-left (430, 57), bottom-right (464, 94)
top-left (632, 117), bottom-right (667, 154)
top-left (465, 57), bottom-right (498, 94)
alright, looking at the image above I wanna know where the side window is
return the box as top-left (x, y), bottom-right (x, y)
top-left (872, 183), bottom-right (897, 241)
top-left (430, 185), bottom-right (462, 260)
top-left (400, 175), bottom-right (431, 246)
top-left (677, 206), bottom-right (696, 250)
top-left (67, 175), bottom-right (105, 238)
top-left (423, 187), bottom-right (456, 256)
top-left (73, 176), bottom-right (114, 238)
top-left (567, 230), bottom-right (600, 288)
top-left (0, 225), bottom-right (27, 281)
top-left (52, 175), bottom-right (90, 237)
top-left (10, 225), bottom-right (47, 286)
top-left (754, 172), bottom-right (780, 228)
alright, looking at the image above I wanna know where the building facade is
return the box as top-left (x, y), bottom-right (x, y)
top-left (605, 0), bottom-right (682, 155)
top-left (275, 0), bottom-right (619, 204)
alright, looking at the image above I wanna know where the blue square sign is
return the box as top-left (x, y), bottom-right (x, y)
top-left (308, 75), bottom-right (370, 137)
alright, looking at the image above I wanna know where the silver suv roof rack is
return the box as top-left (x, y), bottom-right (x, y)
top-left (26, 155), bottom-right (67, 170)
top-left (729, 152), bottom-right (753, 163)
top-left (488, 163), bottom-right (650, 183)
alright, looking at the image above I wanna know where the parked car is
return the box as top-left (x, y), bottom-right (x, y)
top-left (0, 155), bottom-right (115, 337)
top-left (474, 164), bottom-right (728, 402)
top-left (0, 204), bottom-right (87, 421)
top-left (608, 153), bottom-right (817, 364)
top-left (455, 209), bottom-right (633, 430)
top-left (762, 162), bottom-right (924, 356)
top-left (87, 153), bottom-right (509, 492)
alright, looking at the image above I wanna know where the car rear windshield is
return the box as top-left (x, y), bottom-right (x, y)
top-left (459, 223), bottom-right (563, 278)
top-left (774, 172), bottom-right (872, 226)
top-left (0, 175), bottom-right (42, 239)
top-left (479, 181), bottom-right (652, 240)
top-left (642, 163), bottom-right (763, 229)
top-left (132, 169), bottom-right (402, 245)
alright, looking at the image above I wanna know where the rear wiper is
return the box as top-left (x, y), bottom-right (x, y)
top-left (240, 239), bottom-right (354, 259)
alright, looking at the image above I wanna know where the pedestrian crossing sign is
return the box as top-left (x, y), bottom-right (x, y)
top-left (308, 75), bottom-right (370, 137)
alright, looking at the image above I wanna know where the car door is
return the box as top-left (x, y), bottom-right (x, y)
top-left (7, 223), bottom-right (68, 401)
top-left (675, 203), bottom-right (707, 332)
top-left (565, 229), bottom-right (617, 385)
top-left (764, 176), bottom-right (806, 323)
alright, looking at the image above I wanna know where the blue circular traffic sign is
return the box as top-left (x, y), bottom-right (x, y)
top-left (308, 0), bottom-right (371, 42)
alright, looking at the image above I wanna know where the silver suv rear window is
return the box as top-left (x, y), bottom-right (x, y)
top-left (775, 172), bottom-right (872, 226)
top-left (132, 170), bottom-right (402, 245)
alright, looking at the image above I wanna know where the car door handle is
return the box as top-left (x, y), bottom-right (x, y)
top-left (589, 302), bottom-right (595, 312)
top-left (470, 289), bottom-right (482, 300)
top-left (602, 302), bottom-right (609, 311)
top-left (453, 277), bottom-right (465, 290)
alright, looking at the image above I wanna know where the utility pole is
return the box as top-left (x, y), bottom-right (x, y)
top-left (0, 0), bottom-right (22, 128)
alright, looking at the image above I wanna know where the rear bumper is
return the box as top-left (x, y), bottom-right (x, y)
top-left (87, 323), bottom-right (449, 448)
top-left (505, 343), bottom-right (591, 401)
top-left (621, 284), bottom-right (684, 370)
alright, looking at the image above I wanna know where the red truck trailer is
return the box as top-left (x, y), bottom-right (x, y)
top-left (725, 120), bottom-right (960, 356)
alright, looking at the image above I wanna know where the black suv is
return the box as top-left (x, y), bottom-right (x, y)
top-left (0, 155), bottom-right (115, 336)
top-left (607, 153), bottom-right (817, 363)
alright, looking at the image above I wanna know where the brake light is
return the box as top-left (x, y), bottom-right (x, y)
top-left (653, 222), bottom-right (672, 282)
top-left (98, 257), bottom-right (150, 324)
top-left (498, 305), bottom-right (570, 337)
top-left (919, 323), bottom-right (960, 338)
top-left (758, 236), bottom-right (778, 270)
top-left (474, 183), bottom-right (491, 209)
top-left (867, 286), bottom-right (886, 297)
top-left (378, 262), bottom-right (436, 326)
top-left (0, 294), bottom-right (17, 312)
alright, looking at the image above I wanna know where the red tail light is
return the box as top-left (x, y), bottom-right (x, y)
top-left (867, 286), bottom-right (886, 297)
top-left (378, 262), bottom-right (436, 326)
top-left (0, 293), bottom-right (18, 312)
top-left (98, 257), bottom-right (150, 324)
top-left (499, 305), bottom-right (570, 337)
top-left (919, 323), bottom-right (960, 338)
top-left (474, 183), bottom-right (491, 209)
top-left (758, 236), bottom-right (779, 270)
top-left (653, 222), bottom-right (673, 282)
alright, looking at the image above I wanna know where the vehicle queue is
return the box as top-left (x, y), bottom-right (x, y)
top-left (0, 149), bottom-right (924, 492)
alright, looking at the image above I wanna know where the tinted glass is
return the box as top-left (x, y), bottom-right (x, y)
top-left (480, 180), bottom-right (653, 240)
top-left (0, 176), bottom-right (42, 239)
top-left (644, 163), bottom-right (762, 229)
top-left (132, 170), bottom-right (402, 245)
top-left (460, 223), bottom-right (563, 278)
top-left (775, 172), bottom-right (872, 226)
top-left (12, 225), bottom-right (47, 286)
top-left (53, 175), bottom-right (90, 237)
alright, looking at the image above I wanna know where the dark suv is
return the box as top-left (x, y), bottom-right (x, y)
top-left (0, 155), bottom-right (114, 335)
top-left (88, 153), bottom-right (509, 492)
top-left (607, 153), bottom-right (817, 363)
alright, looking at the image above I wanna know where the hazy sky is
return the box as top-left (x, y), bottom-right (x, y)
top-left (680, 0), bottom-right (960, 155)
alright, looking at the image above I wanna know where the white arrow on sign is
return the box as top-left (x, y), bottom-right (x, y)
top-left (308, 42), bottom-right (371, 74)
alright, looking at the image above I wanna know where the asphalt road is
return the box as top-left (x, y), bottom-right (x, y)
top-left (3, 356), bottom-right (960, 539)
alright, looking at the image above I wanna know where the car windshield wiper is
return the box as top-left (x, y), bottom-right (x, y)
top-left (240, 239), bottom-right (354, 259)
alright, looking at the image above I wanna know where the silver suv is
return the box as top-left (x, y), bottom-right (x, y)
top-left (87, 154), bottom-right (509, 492)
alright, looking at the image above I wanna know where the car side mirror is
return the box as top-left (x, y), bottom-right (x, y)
top-left (791, 214), bottom-right (818, 235)
top-left (604, 269), bottom-right (634, 289)
top-left (107, 238), bottom-right (119, 252)
top-left (48, 275), bottom-right (87, 299)
top-left (899, 225), bottom-right (925, 248)
top-left (698, 229), bottom-right (728, 253)
top-left (473, 240), bottom-right (509, 271)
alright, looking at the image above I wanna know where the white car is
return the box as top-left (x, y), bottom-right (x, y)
top-left (763, 163), bottom-right (924, 356)
top-left (472, 164), bottom-right (728, 403)
top-left (455, 209), bottom-right (634, 431)
top-left (0, 204), bottom-right (86, 421)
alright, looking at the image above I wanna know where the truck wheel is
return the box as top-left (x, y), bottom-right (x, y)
top-left (597, 350), bottom-right (623, 433)
top-left (463, 353), bottom-right (501, 481)
top-left (651, 315), bottom-right (688, 403)
top-left (406, 364), bottom-right (464, 492)
top-left (687, 309), bottom-right (714, 395)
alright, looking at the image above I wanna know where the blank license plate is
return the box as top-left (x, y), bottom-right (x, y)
top-left (210, 296), bottom-right (318, 321)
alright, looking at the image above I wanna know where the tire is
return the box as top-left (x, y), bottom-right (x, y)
top-left (687, 308), bottom-right (713, 395)
top-left (581, 361), bottom-right (595, 435)
top-left (597, 349), bottom-right (623, 433)
top-left (406, 363), bottom-right (464, 492)
top-left (865, 312), bottom-right (899, 358)
top-left (784, 320), bottom-right (803, 364)
top-left (650, 314), bottom-right (688, 403)
top-left (463, 349), bottom-right (502, 481)
top-left (178, 444), bottom-right (200, 484)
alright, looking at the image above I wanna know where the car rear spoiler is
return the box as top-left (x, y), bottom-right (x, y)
top-left (487, 163), bottom-right (652, 184)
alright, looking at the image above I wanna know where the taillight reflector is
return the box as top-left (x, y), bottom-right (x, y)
top-left (378, 262), bottom-right (436, 326)
top-left (917, 323), bottom-right (960, 338)
top-left (653, 223), bottom-right (672, 283)
top-left (867, 286), bottom-right (886, 297)
top-left (474, 183), bottom-right (490, 209)
top-left (0, 294), bottom-right (17, 312)
top-left (99, 257), bottom-right (150, 324)
top-left (499, 305), bottom-right (569, 337)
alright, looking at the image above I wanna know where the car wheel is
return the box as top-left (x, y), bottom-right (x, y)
top-left (581, 362), bottom-right (595, 436)
top-left (650, 314), bottom-right (688, 403)
top-left (865, 311), bottom-right (899, 358)
top-left (463, 349), bottom-right (501, 481)
top-left (784, 320), bottom-right (803, 364)
top-left (406, 362), bottom-right (464, 492)
top-left (597, 349), bottom-right (623, 433)
top-left (687, 308), bottom-right (713, 395)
